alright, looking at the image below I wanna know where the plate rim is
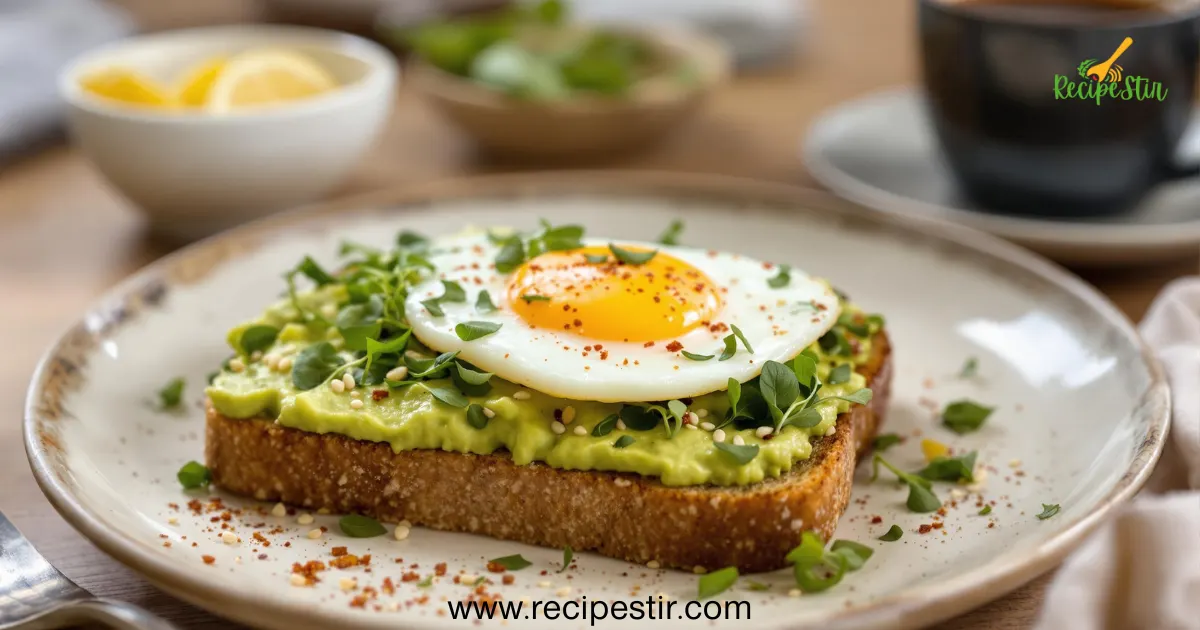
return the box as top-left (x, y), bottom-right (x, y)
top-left (23, 171), bottom-right (1170, 630)
top-left (803, 86), bottom-right (1200, 257)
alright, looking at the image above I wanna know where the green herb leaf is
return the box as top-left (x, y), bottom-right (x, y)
top-left (206, 371), bottom-right (219, 385)
top-left (718, 335), bottom-right (737, 361)
top-left (667, 400), bottom-right (688, 435)
top-left (698, 566), bottom-right (738, 600)
top-left (730, 324), bottom-right (754, 354)
top-left (335, 296), bottom-right (384, 351)
top-left (466, 404), bottom-right (489, 429)
top-left (407, 351), bottom-right (459, 378)
top-left (745, 581), bottom-right (770, 592)
top-left (618, 405), bottom-right (660, 431)
top-left (873, 433), bottom-right (902, 452)
top-left (296, 256), bottom-right (336, 285)
top-left (714, 442), bottom-right (759, 465)
top-left (455, 362), bottom-right (493, 385)
top-left (837, 313), bottom-right (870, 338)
top-left (681, 350), bottom-right (714, 361)
top-left (397, 230), bottom-right (429, 249)
top-left (421, 299), bottom-right (444, 317)
top-left (1036, 503), bottom-right (1060, 520)
top-left (979, 505), bottom-right (993, 516)
top-left (340, 514), bottom-right (386, 538)
top-left (177, 461), bottom-right (211, 489)
top-left (828, 363), bottom-right (852, 385)
top-left (759, 360), bottom-right (800, 421)
top-left (960, 357), bottom-right (979, 378)
top-left (476, 290), bottom-right (497, 313)
top-left (559, 546), bottom-right (573, 573)
top-left (239, 325), bottom-right (280, 355)
top-left (426, 384), bottom-right (469, 408)
top-left (873, 454), bottom-right (942, 513)
top-left (608, 244), bottom-right (656, 265)
top-left (819, 329), bottom-right (852, 356)
top-left (417, 575), bottom-right (433, 588)
top-left (495, 237), bottom-right (526, 273)
top-left (438, 280), bottom-right (466, 303)
top-left (767, 264), bottom-right (791, 289)
top-left (917, 452), bottom-right (977, 483)
top-left (613, 435), bottom-right (635, 448)
top-left (942, 400), bottom-right (994, 434)
top-left (489, 554), bottom-right (532, 571)
top-left (455, 321), bottom-right (502, 341)
top-left (521, 294), bottom-right (550, 303)
top-left (791, 353), bottom-right (818, 389)
top-left (657, 219), bottom-right (684, 246)
top-left (592, 413), bottom-right (619, 437)
top-left (787, 532), bottom-right (847, 593)
top-left (726, 378), bottom-right (742, 420)
top-left (829, 540), bottom-right (874, 571)
top-left (292, 342), bottom-right (343, 391)
top-left (785, 407), bottom-right (824, 429)
top-left (785, 531), bottom-right (826, 566)
top-left (365, 331), bottom-right (412, 372)
top-left (584, 253), bottom-right (609, 264)
top-left (830, 388), bottom-right (873, 406)
top-left (878, 525), bottom-right (903, 541)
top-left (157, 377), bottom-right (185, 409)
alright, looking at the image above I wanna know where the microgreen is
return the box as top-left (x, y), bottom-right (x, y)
top-left (829, 540), bottom-right (874, 571)
top-left (979, 505), bottom-right (993, 516)
top-left (942, 400), bottom-right (994, 434)
top-left (466, 404), bottom-right (489, 429)
top-left (837, 313), bottom-right (870, 338)
top-left (618, 405), bottom-right (660, 431)
top-left (730, 324), bottom-right (754, 354)
top-left (916, 452), bottom-right (977, 483)
top-left (878, 525), bottom-right (903, 541)
top-left (873, 433), bottom-right (902, 451)
top-left (608, 243), bottom-right (656, 265)
top-left (455, 362), bottom-right (493, 386)
top-left (397, 230), bottom-right (429, 249)
top-left (239, 325), bottom-right (279, 355)
top-left (455, 321), bottom-right (502, 341)
top-left (828, 363), bottom-right (852, 385)
top-left (439, 280), bottom-right (467, 303)
top-left (791, 352), bottom-right (817, 388)
top-left (421, 299), bottom-right (444, 317)
top-left (745, 581), bottom-right (770, 592)
top-left (681, 350), bottom-right (714, 361)
top-left (426, 385), bottom-right (469, 408)
top-left (494, 237), bottom-right (526, 273)
top-left (698, 566), bottom-right (738, 600)
top-left (335, 295), bottom-right (384, 351)
top-left (591, 413), bottom-right (619, 437)
top-left (292, 342), bottom-right (344, 391)
top-left (340, 514), bottom-right (386, 538)
top-left (476, 290), bottom-right (497, 313)
top-left (613, 435), bottom-right (635, 448)
top-left (767, 264), bottom-right (791, 289)
top-left (714, 442), bottom-right (759, 465)
top-left (1036, 504), bottom-right (1060, 520)
top-left (157, 378), bottom-right (185, 409)
top-left (725, 378), bottom-right (742, 421)
top-left (295, 256), bottom-right (336, 286)
top-left (521, 294), bottom-right (550, 303)
top-left (559, 546), bottom-right (573, 573)
top-left (417, 576), bottom-right (433, 588)
top-left (959, 357), bottom-right (979, 378)
top-left (787, 531), bottom-right (849, 593)
top-left (871, 454), bottom-right (942, 513)
top-left (657, 220), bottom-right (684, 246)
top-left (666, 400), bottom-right (688, 436)
top-left (365, 330), bottom-right (412, 372)
top-left (407, 351), bottom-right (459, 378)
top-left (177, 461), bottom-right (211, 489)
top-left (718, 334), bottom-right (738, 361)
top-left (584, 253), bottom-right (609, 264)
top-left (819, 329), bottom-right (852, 356)
top-left (489, 554), bottom-right (532, 571)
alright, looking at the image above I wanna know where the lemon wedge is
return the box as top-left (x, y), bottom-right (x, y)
top-left (176, 57), bottom-right (228, 107)
top-left (204, 50), bottom-right (338, 113)
top-left (80, 69), bottom-right (177, 108)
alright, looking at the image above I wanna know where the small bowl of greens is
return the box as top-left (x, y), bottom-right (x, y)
top-left (383, 0), bottom-right (730, 159)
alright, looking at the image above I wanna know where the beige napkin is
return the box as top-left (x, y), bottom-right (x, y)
top-left (1036, 278), bottom-right (1200, 630)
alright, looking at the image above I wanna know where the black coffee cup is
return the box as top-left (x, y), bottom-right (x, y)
top-left (919, 0), bottom-right (1200, 216)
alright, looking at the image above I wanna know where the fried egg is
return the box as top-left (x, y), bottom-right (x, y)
top-left (403, 232), bottom-right (840, 402)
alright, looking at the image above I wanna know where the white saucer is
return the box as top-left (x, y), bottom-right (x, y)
top-left (804, 88), bottom-right (1200, 265)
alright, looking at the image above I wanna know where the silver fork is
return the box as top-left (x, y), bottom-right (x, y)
top-left (1, 512), bottom-right (177, 630)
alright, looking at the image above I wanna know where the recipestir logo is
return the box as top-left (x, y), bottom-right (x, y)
top-left (1053, 37), bottom-right (1168, 104)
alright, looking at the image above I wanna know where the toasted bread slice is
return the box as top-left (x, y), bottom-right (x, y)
top-left (206, 331), bottom-right (891, 573)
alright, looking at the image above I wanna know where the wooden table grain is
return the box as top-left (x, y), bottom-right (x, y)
top-left (0, 1), bottom-right (1191, 628)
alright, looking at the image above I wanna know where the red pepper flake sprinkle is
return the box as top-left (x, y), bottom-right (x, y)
top-left (382, 577), bottom-right (396, 595)
top-left (253, 532), bottom-right (271, 546)
top-left (665, 341), bottom-right (683, 352)
top-left (401, 572), bottom-right (420, 582)
top-left (502, 574), bottom-right (515, 585)
top-left (643, 341), bottom-right (655, 348)
top-left (331, 546), bottom-right (348, 557)
top-left (202, 555), bottom-right (216, 565)
top-left (918, 524), bottom-right (933, 534)
top-left (372, 389), bottom-right (389, 401)
top-left (434, 563), bottom-right (448, 576)
top-left (931, 522), bottom-right (944, 529)
top-left (870, 516), bottom-right (883, 524)
top-left (486, 561), bottom-right (507, 573)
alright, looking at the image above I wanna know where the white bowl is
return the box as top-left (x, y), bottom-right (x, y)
top-left (59, 25), bottom-right (398, 241)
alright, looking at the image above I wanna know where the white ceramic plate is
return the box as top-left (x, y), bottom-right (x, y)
top-left (804, 88), bottom-right (1200, 265)
top-left (25, 173), bottom-right (1168, 630)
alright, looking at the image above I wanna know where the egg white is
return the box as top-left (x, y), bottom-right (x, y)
top-left (403, 232), bottom-right (840, 402)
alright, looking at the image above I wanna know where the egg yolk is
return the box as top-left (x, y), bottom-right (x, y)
top-left (506, 246), bottom-right (722, 342)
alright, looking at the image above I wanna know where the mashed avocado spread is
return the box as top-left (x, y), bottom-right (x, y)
top-left (206, 228), bottom-right (881, 487)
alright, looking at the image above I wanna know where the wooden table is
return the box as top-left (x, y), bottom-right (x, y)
top-left (0, 1), bottom-right (1192, 628)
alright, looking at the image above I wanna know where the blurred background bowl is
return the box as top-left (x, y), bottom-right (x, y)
top-left (58, 24), bottom-right (397, 241)
top-left (401, 25), bottom-right (730, 160)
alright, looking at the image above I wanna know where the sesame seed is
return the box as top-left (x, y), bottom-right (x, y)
top-left (696, 409), bottom-right (709, 418)
top-left (350, 399), bottom-right (364, 409)
top-left (684, 424), bottom-right (697, 430)
top-left (290, 574), bottom-right (308, 587)
top-left (537, 581), bottom-right (553, 588)
top-left (385, 366), bottom-right (409, 381)
top-left (513, 391), bottom-right (531, 400)
top-left (350, 389), bottom-right (361, 399)
top-left (573, 425), bottom-right (587, 436)
top-left (460, 574), bottom-right (479, 584)
top-left (561, 406), bottom-right (576, 423)
top-left (167, 517), bottom-right (179, 525)
top-left (306, 528), bottom-right (322, 540)
top-left (713, 429), bottom-right (726, 443)
top-left (330, 379), bottom-right (345, 393)
top-left (271, 503), bottom-right (287, 517)
top-left (277, 357), bottom-right (292, 371)
top-left (824, 425), bottom-right (836, 436)
top-left (700, 422), bottom-right (716, 431)
top-left (342, 373), bottom-right (356, 390)
top-left (222, 532), bottom-right (238, 545)
top-left (394, 525), bottom-right (410, 540)
top-left (482, 407), bottom-right (496, 418)
top-left (733, 435), bottom-right (746, 446)
top-left (684, 412), bottom-right (698, 425)
top-left (616, 420), bottom-right (627, 430)
top-left (340, 577), bottom-right (357, 591)
top-left (229, 358), bottom-right (245, 373)
top-left (756, 426), bottom-right (774, 438)
top-left (264, 354), bottom-right (280, 369)
top-left (788, 588), bottom-right (801, 597)
top-left (647, 560), bottom-right (660, 569)
top-left (297, 513), bottom-right (314, 525)
top-left (250, 350), bottom-right (263, 362)
top-left (399, 519), bottom-right (412, 528)
top-left (1009, 459), bottom-right (1023, 468)
top-left (551, 421), bottom-right (566, 435)
top-left (555, 586), bottom-right (572, 597)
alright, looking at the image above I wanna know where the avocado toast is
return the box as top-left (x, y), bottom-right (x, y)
top-left (203, 223), bottom-right (890, 572)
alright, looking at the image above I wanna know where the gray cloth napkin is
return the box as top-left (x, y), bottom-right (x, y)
top-left (0, 0), bottom-right (132, 160)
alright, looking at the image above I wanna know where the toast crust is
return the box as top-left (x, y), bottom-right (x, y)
top-left (206, 331), bottom-right (891, 573)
